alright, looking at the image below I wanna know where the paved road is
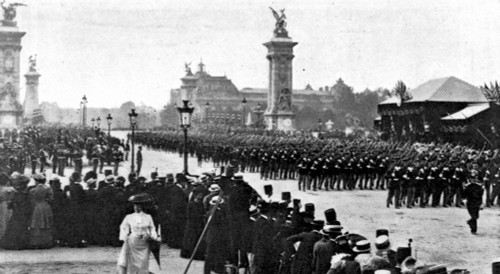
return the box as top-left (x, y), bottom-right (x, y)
top-left (0, 130), bottom-right (499, 273)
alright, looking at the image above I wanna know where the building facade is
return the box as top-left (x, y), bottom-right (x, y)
top-left (377, 76), bottom-right (499, 147)
top-left (168, 62), bottom-right (341, 128)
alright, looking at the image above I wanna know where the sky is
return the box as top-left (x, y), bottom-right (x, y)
top-left (11, 0), bottom-right (500, 108)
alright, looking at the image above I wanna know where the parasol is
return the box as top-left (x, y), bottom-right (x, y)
top-left (150, 225), bottom-right (161, 269)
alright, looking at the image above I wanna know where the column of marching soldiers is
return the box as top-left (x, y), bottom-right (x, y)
top-left (136, 125), bottom-right (500, 210)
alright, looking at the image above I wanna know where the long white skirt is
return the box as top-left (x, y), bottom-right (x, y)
top-left (117, 235), bottom-right (151, 274)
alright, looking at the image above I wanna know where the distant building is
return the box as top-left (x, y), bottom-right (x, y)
top-left (169, 62), bottom-right (343, 127)
top-left (377, 76), bottom-right (500, 146)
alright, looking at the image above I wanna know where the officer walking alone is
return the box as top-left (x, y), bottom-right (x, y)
top-left (462, 170), bottom-right (484, 235)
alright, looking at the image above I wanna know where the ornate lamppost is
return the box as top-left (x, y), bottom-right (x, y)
top-left (242, 97), bottom-right (247, 127)
top-left (91, 117), bottom-right (95, 128)
top-left (129, 109), bottom-right (138, 173)
top-left (176, 99), bottom-right (194, 174)
top-left (106, 114), bottom-right (113, 136)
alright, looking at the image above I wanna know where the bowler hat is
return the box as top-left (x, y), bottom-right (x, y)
top-left (376, 229), bottom-right (389, 237)
top-left (324, 208), bottom-right (337, 224)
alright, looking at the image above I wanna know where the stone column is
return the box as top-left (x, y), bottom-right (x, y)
top-left (0, 22), bottom-right (26, 128)
top-left (263, 29), bottom-right (298, 131)
top-left (24, 69), bottom-right (41, 122)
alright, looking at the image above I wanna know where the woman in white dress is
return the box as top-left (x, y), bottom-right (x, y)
top-left (117, 201), bottom-right (159, 274)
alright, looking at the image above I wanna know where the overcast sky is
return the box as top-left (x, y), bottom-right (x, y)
top-left (13, 0), bottom-right (500, 108)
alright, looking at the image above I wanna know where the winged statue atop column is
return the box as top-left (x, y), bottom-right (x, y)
top-left (269, 7), bottom-right (287, 29)
top-left (1, 0), bottom-right (26, 22)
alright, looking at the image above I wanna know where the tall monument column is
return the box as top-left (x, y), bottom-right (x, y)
top-left (0, 3), bottom-right (26, 128)
top-left (23, 55), bottom-right (40, 122)
top-left (263, 8), bottom-right (298, 131)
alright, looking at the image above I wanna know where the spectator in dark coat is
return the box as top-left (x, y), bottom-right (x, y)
top-left (49, 177), bottom-right (69, 246)
top-left (166, 175), bottom-right (188, 248)
top-left (96, 175), bottom-right (119, 246)
top-left (286, 220), bottom-right (323, 274)
top-left (204, 196), bottom-right (230, 274)
top-left (64, 172), bottom-right (87, 247)
top-left (181, 191), bottom-right (206, 260)
top-left (251, 203), bottom-right (276, 274)
top-left (313, 226), bottom-right (341, 274)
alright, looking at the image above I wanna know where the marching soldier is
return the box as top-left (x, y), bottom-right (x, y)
top-left (462, 170), bottom-right (484, 235)
top-left (387, 159), bottom-right (403, 209)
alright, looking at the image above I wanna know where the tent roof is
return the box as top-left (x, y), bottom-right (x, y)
top-left (380, 76), bottom-right (488, 105)
top-left (441, 103), bottom-right (490, 120)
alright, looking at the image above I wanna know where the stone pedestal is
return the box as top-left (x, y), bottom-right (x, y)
top-left (263, 34), bottom-right (298, 131)
top-left (24, 70), bottom-right (41, 122)
top-left (0, 24), bottom-right (25, 128)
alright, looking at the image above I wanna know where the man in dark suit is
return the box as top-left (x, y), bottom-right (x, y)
top-left (462, 170), bottom-right (484, 235)
top-left (251, 202), bottom-right (276, 274)
top-left (136, 146), bottom-right (143, 175)
top-left (166, 174), bottom-right (187, 248)
top-left (286, 220), bottom-right (322, 274)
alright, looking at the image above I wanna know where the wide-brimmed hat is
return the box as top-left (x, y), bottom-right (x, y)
top-left (86, 178), bottom-right (97, 186)
top-left (105, 175), bottom-right (115, 183)
top-left (128, 193), bottom-right (153, 204)
top-left (353, 239), bottom-right (371, 253)
top-left (249, 205), bottom-right (260, 217)
top-left (33, 173), bottom-right (46, 181)
top-left (12, 175), bottom-right (30, 188)
top-left (375, 235), bottom-right (391, 250)
top-left (208, 184), bottom-right (221, 192)
top-left (209, 195), bottom-right (224, 205)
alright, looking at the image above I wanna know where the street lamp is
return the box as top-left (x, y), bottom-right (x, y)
top-left (96, 116), bottom-right (101, 128)
top-left (176, 99), bottom-right (195, 174)
top-left (129, 109), bottom-right (138, 173)
top-left (106, 114), bottom-right (113, 136)
top-left (318, 118), bottom-right (323, 132)
top-left (91, 117), bottom-right (95, 128)
top-left (242, 97), bottom-right (247, 127)
top-left (81, 95), bottom-right (88, 127)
